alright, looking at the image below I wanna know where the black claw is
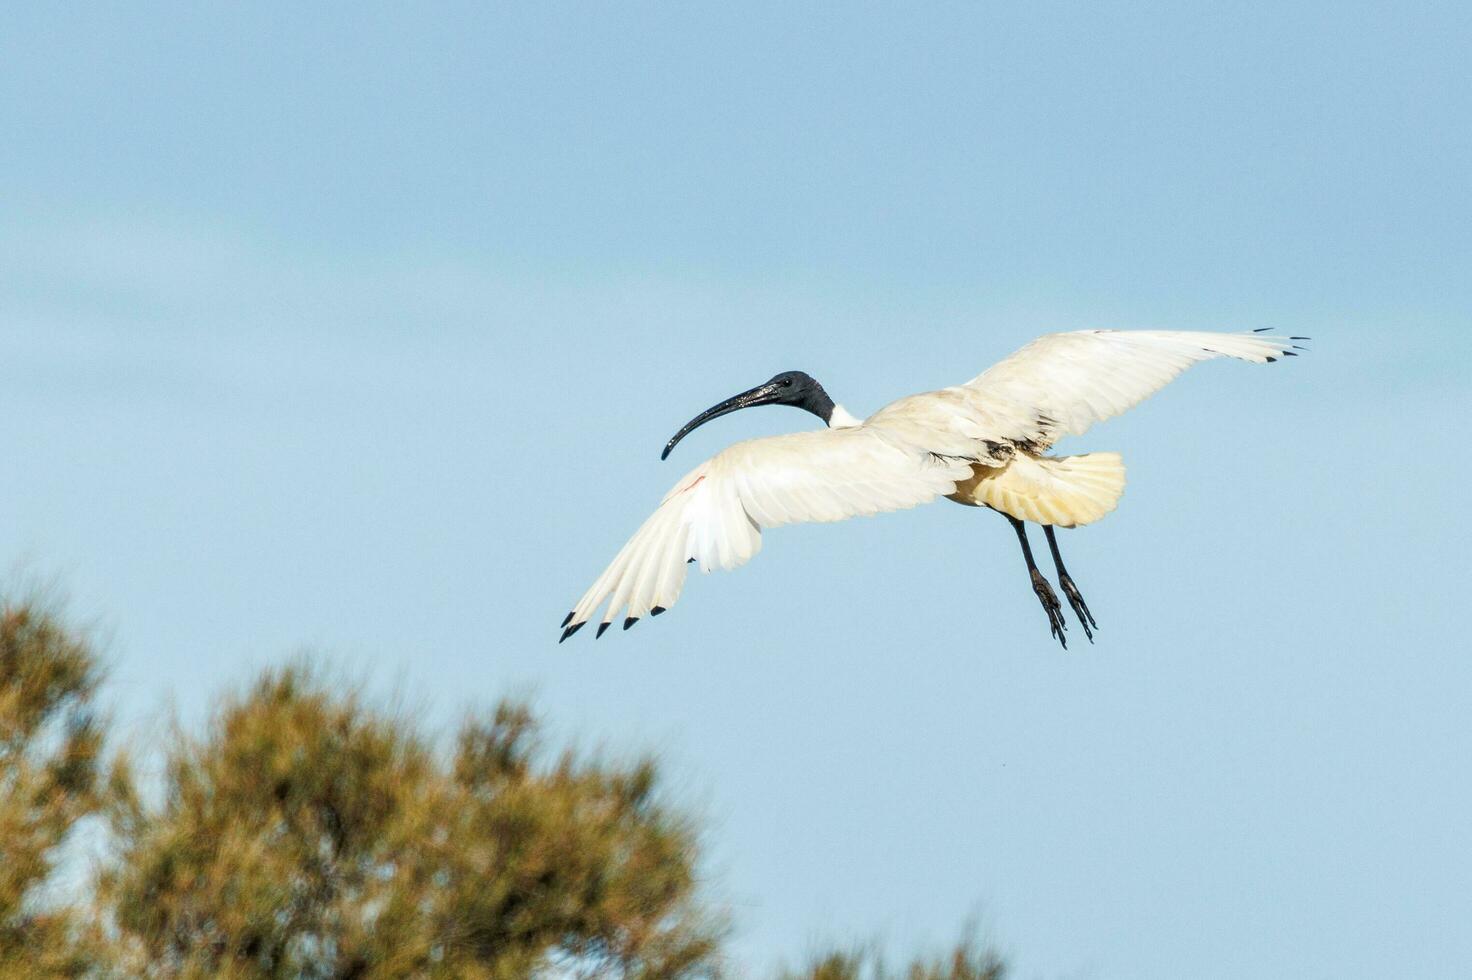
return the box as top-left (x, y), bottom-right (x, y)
top-left (1030, 570), bottom-right (1068, 650)
top-left (1058, 575), bottom-right (1097, 644)
top-left (560, 610), bottom-right (574, 628)
top-left (595, 622), bottom-right (611, 639)
top-left (559, 622), bottom-right (584, 643)
top-left (650, 606), bottom-right (666, 616)
top-left (623, 617), bottom-right (638, 631)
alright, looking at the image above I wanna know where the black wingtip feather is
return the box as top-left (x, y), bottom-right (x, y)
top-left (595, 622), bottom-right (611, 639)
top-left (623, 617), bottom-right (638, 631)
top-left (560, 611), bottom-right (574, 628)
top-left (650, 606), bottom-right (666, 617)
top-left (1265, 356), bottom-right (1277, 363)
top-left (559, 622), bottom-right (584, 643)
top-left (1253, 327), bottom-right (1271, 333)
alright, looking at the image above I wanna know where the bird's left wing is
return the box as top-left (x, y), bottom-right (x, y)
top-left (958, 329), bottom-right (1306, 444)
top-left (560, 426), bottom-right (970, 639)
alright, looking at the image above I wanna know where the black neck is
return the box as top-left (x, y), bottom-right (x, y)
top-left (800, 386), bottom-right (835, 424)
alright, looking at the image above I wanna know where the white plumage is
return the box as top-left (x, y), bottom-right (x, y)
top-left (561, 329), bottom-right (1305, 641)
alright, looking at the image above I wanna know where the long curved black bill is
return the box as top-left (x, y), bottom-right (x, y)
top-left (661, 381), bottom-right (784, 460)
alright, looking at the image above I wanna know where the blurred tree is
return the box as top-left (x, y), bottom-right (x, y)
top-left (0, 599), bottom-right (107, 977)
top-left (100, 667), bottom-right (720, 979)
top-left (778, 940), bottom-right (1005, 980)
top-left (0, 597), bottom-right (1004, 979)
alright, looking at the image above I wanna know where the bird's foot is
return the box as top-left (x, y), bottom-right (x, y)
top-left (1057, 573), bottom-right (1097, 644)
top-left (1030, 569), bottom-right (1068, 649)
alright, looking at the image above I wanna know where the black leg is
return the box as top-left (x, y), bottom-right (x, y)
top-left (1044, 525), bottom-right (1098, 643)
top-left (1007, 516), bottom-right (1067, 649)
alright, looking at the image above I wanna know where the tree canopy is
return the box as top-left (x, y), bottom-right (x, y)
top-left (0, 595), bottom-right (1002, 980)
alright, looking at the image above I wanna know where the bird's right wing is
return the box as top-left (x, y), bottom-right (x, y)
top-left (959, 329), bottom-right (1306, 445)
top-left (560, 426), bottom-right (970, 639)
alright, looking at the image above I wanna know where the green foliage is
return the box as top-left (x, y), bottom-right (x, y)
top-left (0, 599), bottom-right (107, 977)
top-left (100, 667), bottom-right (720, 979)
top-left (0, 596), bottom-right (1005, 979)
top-left (779, 939), bottom-right (1005, 980)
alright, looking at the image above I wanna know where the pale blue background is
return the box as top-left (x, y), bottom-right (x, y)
top-left (3, 4), bottom-right (1469, 977)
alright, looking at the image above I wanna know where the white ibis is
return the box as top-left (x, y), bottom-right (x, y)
top-left (560, 329), bottom-right (1306, 647)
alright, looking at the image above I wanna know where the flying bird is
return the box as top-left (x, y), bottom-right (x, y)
top-left (560, 329), bottom-right (1306, 647)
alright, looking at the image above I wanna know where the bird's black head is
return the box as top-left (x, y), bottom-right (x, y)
top-left (661, 370), bottom-right (835, 459)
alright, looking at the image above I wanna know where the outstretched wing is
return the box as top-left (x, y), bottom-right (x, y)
top-left (960, 329), bottom-right (1306, 447)
top-left (560, 426), bottom-right (970, 639)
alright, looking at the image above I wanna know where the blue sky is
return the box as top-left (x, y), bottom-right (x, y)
top-left (3, 3), bottom-right (1469, 977)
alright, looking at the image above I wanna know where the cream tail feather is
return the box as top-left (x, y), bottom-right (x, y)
top-left (948, 452), bottom-right (1126, 528)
